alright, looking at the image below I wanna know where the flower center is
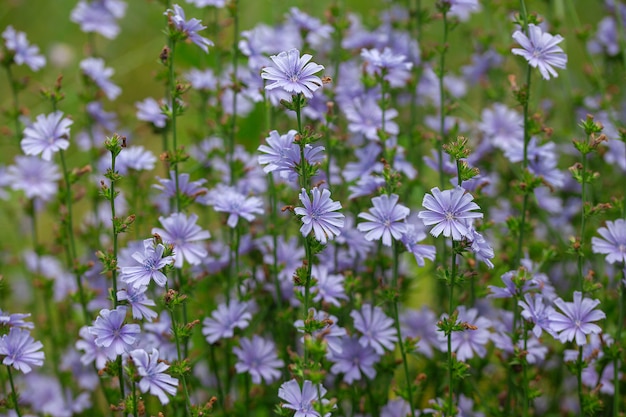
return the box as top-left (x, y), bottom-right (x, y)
top-left (445, 211), bottom-right (455, 221)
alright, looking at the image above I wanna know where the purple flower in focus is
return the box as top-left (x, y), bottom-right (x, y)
top-left (0, 327), bottom-right (44, 373)
top-left (152, 213), bottom-right (211, 268)
top-left (488, 270), bottom-right (538, 299)
top-left (71, 0), bottom-right (127, 39)
top-left (2, 26), bottom-right (46, 71)
top-left (351, 304), bottom-right (397, 355)
top-left (80, 57), bottom-right (121, 100)
top-left (591, 219), bottom-right (626, 264)
top-left (262, 48), bottom-right (325, 99)
top-left (512, 24), bottom-right (567, 80)
top-left (117, 285), bottom-right (158, 322)
top-left (278, 379), bottom-right (330, 417)
top-left (295, 187), bottom-right (345, 244)
top-left (202, 300), bottom-right (252, 344)
top-left (121, 238), bottom-right (174, 289)
top-left (130, 348), bottom-right (178, 405)
top-left (7, 156), bottom-right (61, 201)
top-left (357, 193), bottom-right (410, 247)
top-left (88, 306), bottom-right (140, 360)
top-left (165, 4), bottom-right (214, 53)
top-left (233, 335), bottom-right (284, 384)
top-left (418, 186), bottom-right (483, 241)
top-left (328, 334), bottom-right (379, 383)
top-left (21, 111), bottom-right (72, 161)
top-left (467, 222), bottom-right (495, 269)
top-left (258, 129), bottom-right (297, 173)
top-left (551, 291), bottom-right (605, 346)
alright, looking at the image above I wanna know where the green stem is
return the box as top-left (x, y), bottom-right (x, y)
top-left (169, 302), bottom-right (191, 416)
top-left (5, 65), bottom-right (22, 146)
top-left (615, 275), bottom-right (624, 417)
top-left (168, 39), bottom-right (181, 213)
top-left (515, 61), bottom-right (532, 266)
top-left (268, 175), bottom-right (283, 308)
top-left (522, 328), bottom-right (529, 417)
top-left (132, 379), bottom-right (138, 417)
top-left (6, 366), bottom-right (22, 417)
top-left (577, 149), bottom-right (588, 294)
top-left (110, 152), bottom-right (119, 308)
top-left (209, 343), bottom-right (226, 412)
top-left (391, 241), bottom-right (416, 417)
top-left (577, 346), bottom-right (584, 417)
top-left (437, 10), bottom-right (449, 191)
top-left (229, 0), bottom-right (239, 186)
top-left (447, 239), bottom-right (457, 417)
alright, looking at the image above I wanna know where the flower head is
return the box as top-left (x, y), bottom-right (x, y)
top-left (512, 24), bottom-right (567, 80)
top-left (165, 4), bottom-right (214, 53)
top-left (361, 47), bottom-right (412, 87)
top-left (0, 327), bottom-right (44, 373)
top-left (152, 213), bottom-right (211, 268)
top-left (130, 348), bottom-right (178, 405)
top-left (88, 307), bottom-right (140, 359)
top-left (418, 186), bottom-right (483, 240)
top-left (209, 185), bottom-right (264, 228)
top-left (592, 219), bottom-right (626, 264)
top-left (7, 156), bottom-right (61, 201)
top-left (121, 238), bottom-right (174, 288)
top-left (351, 304), bottom-right (397, 355)
top-left (328, 334), bottom-right (379, 383)
top-left (551, 291), bottom-right (606, 346)
top-left (136, 97), bottom-right (168, 128)
top-left (70, 0), bottom-right (127, 39)
top-left (2, 26), bottom-right (46, 70)
top-left (278, 379), bottom-right (330, 417)
top-left (202, 300), bottom-right (252, 344)
top-left (309, 265), bottom-right (348, 307)
top-left (21, 111), bottom-right (73, 161)
top-left (233, 335), bottom-right (284, 384)
top-left (357, 193), bottom-right (410, 247)
top-left (295, 187), bottom-right (344, 244)
top-left (441, 306), bottom-right (492, 361)
top-left (262, 48), bottom-right (325, 99)
top-left (80, 57), bottom-right (121, 100)
top-left (117, 285), bottom-right (158, 322)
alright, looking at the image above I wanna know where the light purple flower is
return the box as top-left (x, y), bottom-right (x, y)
top-left (257, 129), bottom-right (297, 174)
top-left (278, 379), bottom-right (330, 417)
top-left (136, 97), bottom-right (168, 128)
top-left (130, 348), bottom-right (178, 405)
top-left (115, 145), bottom-right (157, 173)
top-left (361, 47), bottom-right (412, 87)
top-left (357, 193), bottom-right (409, 247)
top-left (512, 24), bottom-right (567, 80)
top-left (310, 265), bottom-right (348, 307)
top-left (441, 306), bottom-right (492, 362)
top-left (592, 219), bottom-right (626, 264)
top-left (518, 293), bottom-right (557, 338)
top-left (467, 222), bottom-right (495, 268)
top-left (233, 335), bottom-right (284, 384)
top-left (551, 291), bottom-right (606, 346)
top-left (88, 306), bottom-right (140, 360)
top-left (401, 307), bottom-right (440, 358)
top-left (351, 304), bottom-right (397, 355)
top-left (294, 309), bottom-right (347, 356)
top-left (0, 311), bottom-right (34, 330)
top-left (328, 334), bottom-right (379, 383)
top-left (165, 4), bottom-right (214, 53)
top-left (21, 111), bottom-right (73, 161)
top-left (152, 213), bottom-right (211, 268)
top-left (447, 0), bottom-right (481, 21)
top-left (121, 238), bottom-right (174, 288)
top-left (488, 270), bottom-right (538, 299)
top-left (154, 170), bottom-right (208, 201)
top-left (202, 300), bottom-right (252, 344)
top-left (344, 96), bottom-right (399, 141)
top-left (80, 57), bottom-right (121, 100)
top-left (117, 285), bottom-right (158, 322)
top-left (0, 327), bottom-right (44, 373)
top-left (2, 26), bottom-right (46, 71)
top-left (295, 187), bottom-right (345, 244)
top-left (186, 0), bottom-right (227, 7)
top-left (418, 186), bottom-right (483, 241)
top-left (400, 222), bottom-right (436, 266)
top-left (76, 326), bottom-right (109, 370)
top-left (70, 0), bottom-right (127, 39)
top-left (7, 156), bottom-right (61, 201)
top-left (185, 68), bottom-right (217, 91)
top-left (262, 48), bottom-right (325, 99)
top-left (209, 185), bottom-right (264, 228)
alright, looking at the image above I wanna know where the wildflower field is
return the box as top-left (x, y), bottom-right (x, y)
top-left (1, 0), bottom-right (626, 416)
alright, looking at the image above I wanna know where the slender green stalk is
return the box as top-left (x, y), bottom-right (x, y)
top-left (110, 154), bottom-right (119, 307)
top-left (4, 65), bottom-right (22, 145)
top-left (391, 241), bottom-right (416, 417)
top-left (521, 327), bottom-right (529, 417)
top-left (577, 151), bottom-right (589, 294)
top-left (615, 272), bottom-right (625, 417)
top-left (447, 238), bottom-right (457, 417)
top-left (167, 39), bottom-right (182, 213)
top-left (577, 346), bottom-right (584, 417)
top-left (268, 175), bottom-right (283, 308)
top-left (209, 344), bottom-right (226, 411)
top-left (132, 380), bottom-right (138, 417)
top-left (437, 9), bottom-right (449, 191)
top-left (6, 366), bottom-right (22, 417)
top-left (228, 0), bottom-right (240, 186)
top-left (169, 296), bottom-right (192, 416)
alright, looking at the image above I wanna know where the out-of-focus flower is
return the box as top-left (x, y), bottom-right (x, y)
top-left (202, 300), bottom-right (252, 344)
top-left (7, 156), bottom-right (61, 201)
top-left (21, 111), bottom-right (72, 161)
top-left (185, 68), bottom-right (217, 91)
top-left (117, 285), bottom-right (158, 322)
top-left (309, 265), bottom-right (348, 307)
top-left (328, 334), bottom-right (379, 383)
top-left (440, 306), bottom-right (492, 361)
top-left (512, 24), bottom-right (567, 80)
top-left (2, 26), bottom-right (46, 70)
top-left (136, 97), bottom-right (168, 128)
top-left (186, 0), bottom-right (226, 8)
top-left (351, 304), bottom-right (397, 355)
top-left (208, 185), bottom-right (264, 228)
top-left (70, 0), bottom-right (126, 39)
top-left (262, 48), bottom-right (325, 99)
top-left (344, 96), bottom-right (399, 140)
top-left (80, 57), bottom-right (121, 100)
top-left (233, 335), bottom-right (284, 384)
top-left (361, 47), bottom-right (412, 87)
